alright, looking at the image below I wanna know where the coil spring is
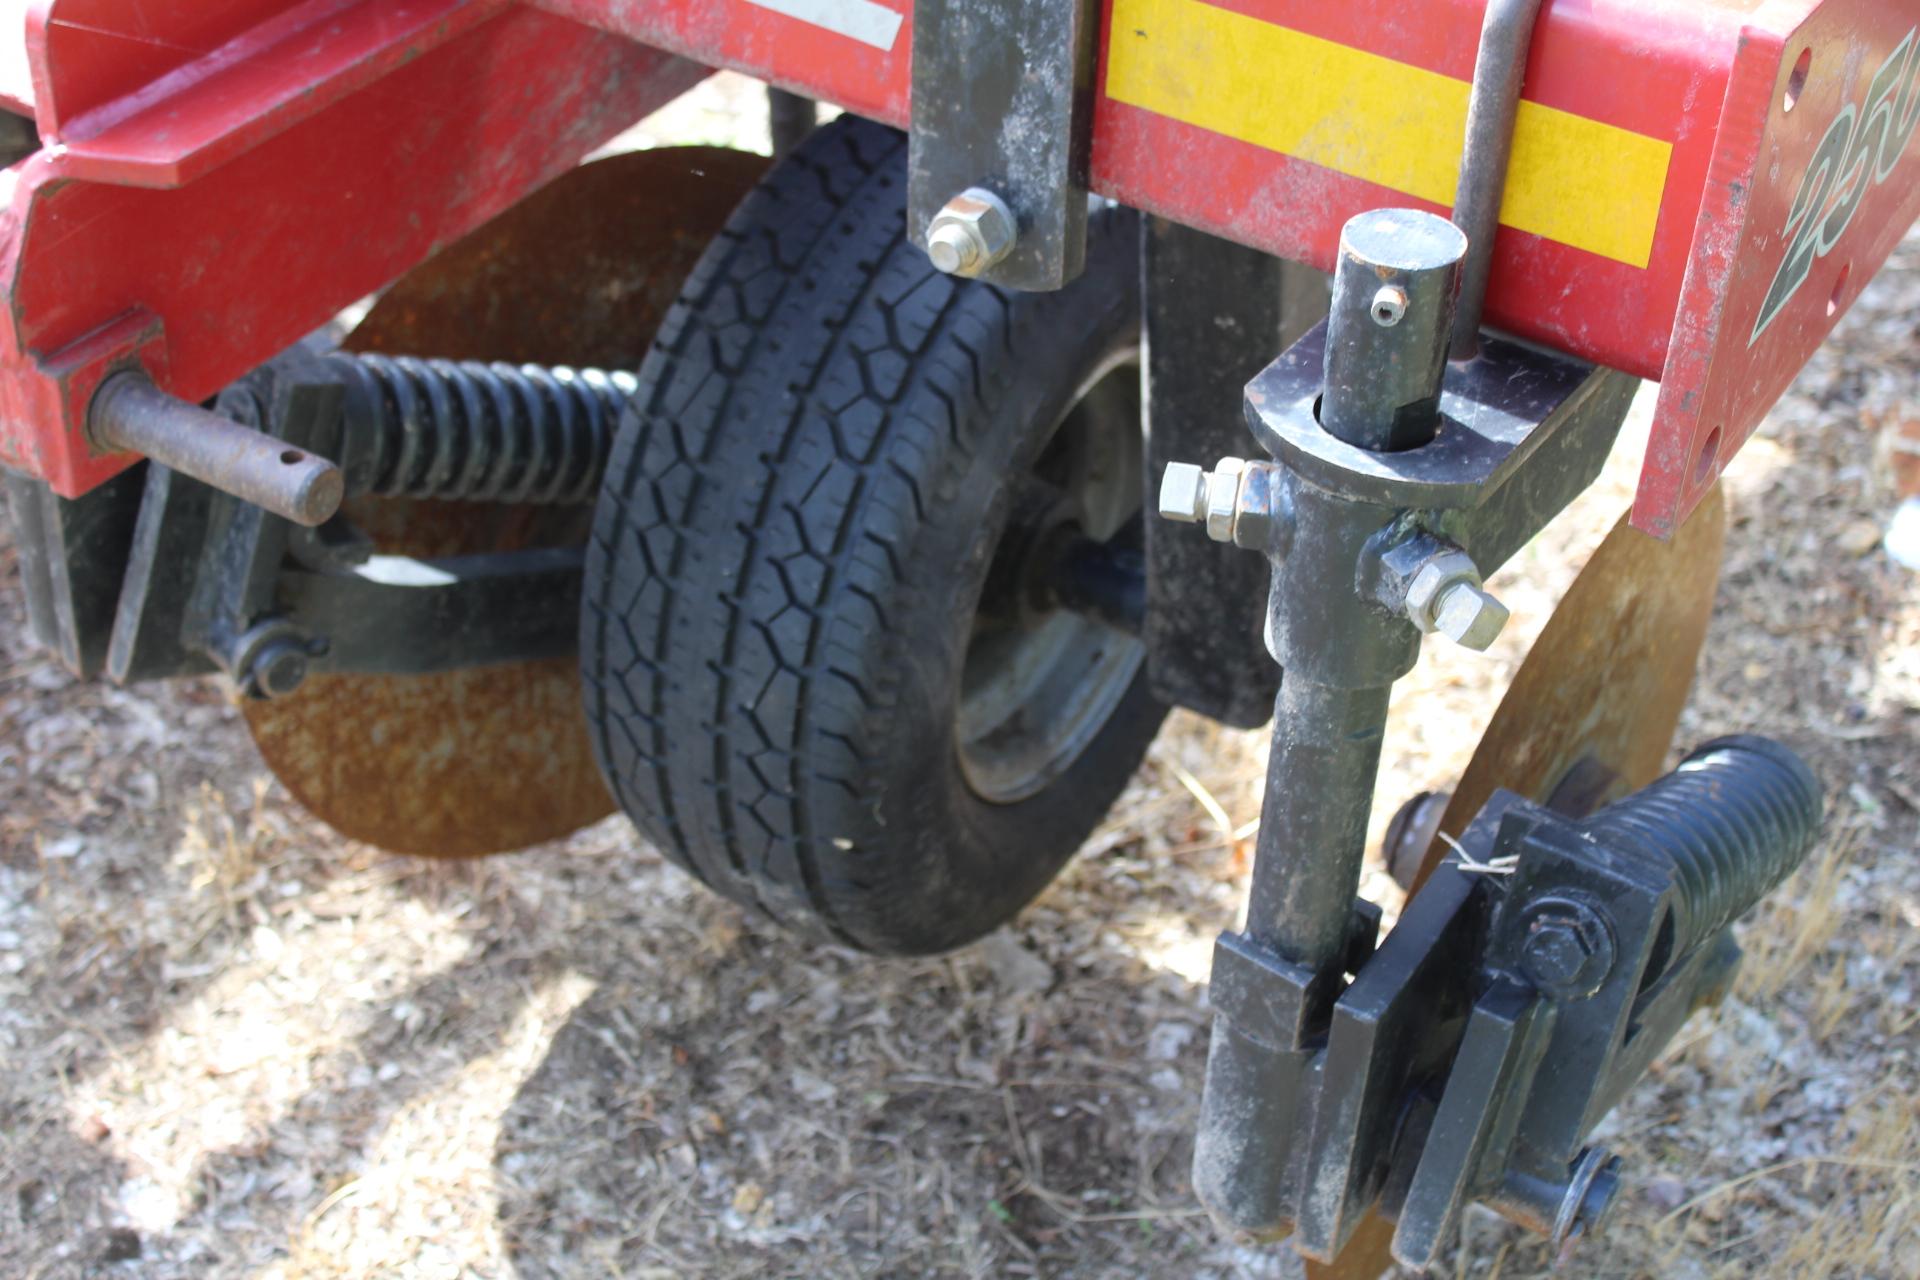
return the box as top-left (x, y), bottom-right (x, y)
top-left (326, 354), bottom-right (637, 504)
top-left (1578, 735), bottom-right (1823, 960)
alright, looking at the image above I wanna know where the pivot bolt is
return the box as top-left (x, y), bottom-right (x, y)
top-left (926, 188), bottom-right (1017, 277)
top-left (1403, 549), bottom-right (1510, 651)
top-left (248, 639), bottom-right (311, 700)
top-left (1516, 898), bottom-right (1615, 999)
top-left (229, 619), bottom-right (319, 701)
top-left (1159, 459), bottom-right (1246, 536)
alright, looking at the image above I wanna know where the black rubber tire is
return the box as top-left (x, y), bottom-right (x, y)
top-left (581, 117), bottom-right (1165, 955)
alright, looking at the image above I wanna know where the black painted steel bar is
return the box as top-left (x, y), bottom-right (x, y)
top-left (1450, 0), bottom-right (1546, 361)
top-left (1245, 678), bottom-right (1395, 958)
top-left (1141, 217), bottom-right (1306, 726)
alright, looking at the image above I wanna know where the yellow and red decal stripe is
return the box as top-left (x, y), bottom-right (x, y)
top-left (1103, 0), bottom-right (1673, 268)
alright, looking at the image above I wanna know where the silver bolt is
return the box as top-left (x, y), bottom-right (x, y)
top-left (1432, 580), bottom-right (1511, 651)
top-left (927, 223), bottom-right (979, 275)
top-left (1403, 549), bottom-right (1509, 650)
top-left (1159, 459), bottom-right (1290, 554)
top-left (1157, 459), bottom-right (1245, 537)
top-left (1371, 284), bottom-right (1409, 327)
top-left (925, 187), bottom-right (1016, 278)
top-left (1158, 462), bottom-right (1211, 524)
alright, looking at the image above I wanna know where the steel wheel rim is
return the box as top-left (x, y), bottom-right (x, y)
top-left (956, 348), bottom-right (1146, 805)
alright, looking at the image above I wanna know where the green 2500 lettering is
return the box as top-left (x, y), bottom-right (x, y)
top-left (1752, 29), bottom-right (1920, 345)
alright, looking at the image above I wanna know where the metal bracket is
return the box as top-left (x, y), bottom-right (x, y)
top-left (100, 347), bottom-right (609, 696)
top-left (280, 549), bottom-right (583, 678)
top-left (1142, 219), bottom-right (1324, 726)
top-left (2, 464), bottom-right (144, 679)
top-left (907, 0), bottom-right (1096, 291)
top-left (1196, 737), bottom-right (1820, 1271)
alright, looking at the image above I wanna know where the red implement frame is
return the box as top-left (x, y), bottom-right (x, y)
top-left (0, 0), bottom-right (1916, 536)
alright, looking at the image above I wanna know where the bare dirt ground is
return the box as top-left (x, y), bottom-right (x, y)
top-left (2, 77), bottom-right (1916, 1280)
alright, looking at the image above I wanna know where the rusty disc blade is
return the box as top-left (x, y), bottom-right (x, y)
top-left (1409, 483), bottom-right (1728, 896)
top-left (245, 146), bottom-right (768, 856)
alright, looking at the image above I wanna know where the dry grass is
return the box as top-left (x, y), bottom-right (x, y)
top-left (1, 75), bottom-right (1916, 1279)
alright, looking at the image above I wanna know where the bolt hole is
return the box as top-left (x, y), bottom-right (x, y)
top-left (1784, 48), bottom-right (1812, 113)
top-left (280, 449), bottom-right (305, 465)
top-left (1693, 426), bottom-right (1722, 487)
top-left (1827, 261), bottom-right (1852, 318)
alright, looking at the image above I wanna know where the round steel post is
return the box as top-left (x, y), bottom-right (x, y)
top-left (89, 371), bottom-right (343, 526)
top-left (1193, 675), bottom-right (1395, 1239)
top-left (1245, 677), bottom-right (1395, 961)
top-left (1320, 209), bottom-right (1467, 453)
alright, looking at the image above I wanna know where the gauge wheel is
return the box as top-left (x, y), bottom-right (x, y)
top-left (581, 116), bottom-right (1165, 954)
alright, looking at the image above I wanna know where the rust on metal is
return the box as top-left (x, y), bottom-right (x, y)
top-left (1411, 485), bottom-right (1729, 897)
top-left (90, 371), bottom-right (344, 526)
top-left (245, 146), bottom-right (767, 856)
top-left (1303, 1207), bottom-right (1398, 1280)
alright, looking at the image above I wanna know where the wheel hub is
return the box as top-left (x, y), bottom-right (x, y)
top-left (956, 349), bottom-right (1146, 805)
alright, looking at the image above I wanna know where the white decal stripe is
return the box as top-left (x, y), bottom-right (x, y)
top-left (742, 0), bottom-right (903, 51)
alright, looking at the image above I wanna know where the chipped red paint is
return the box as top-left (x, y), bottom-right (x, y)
top-left (1639, 7), bottom-right (1920, 534)
top-left (0, 0), bottom-right (1913, 537)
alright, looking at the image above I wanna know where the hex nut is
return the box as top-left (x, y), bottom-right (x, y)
top-left (1403, 550), bottom-right (1482, 631)
top-left (1159, 462), bottom-right (1209, 524)
top-left (1433, 580), bottom-right (1512, 651)
top-left (1517, 900), bottom-right (1615, 999)
top-left (925, 188), bottom-right (1016, 278)
top-left (1204, 457), bottom-right (1247, 543)
top-left (1229, 462), bottom-right (1289, 554)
